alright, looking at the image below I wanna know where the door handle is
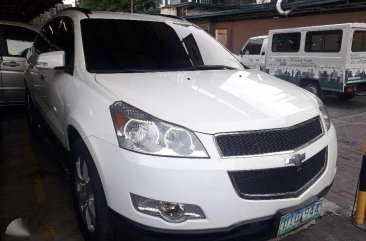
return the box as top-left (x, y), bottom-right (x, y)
top-left (3, 61), bottom-right (20, 67)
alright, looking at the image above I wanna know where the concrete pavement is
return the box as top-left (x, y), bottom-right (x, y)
top-left (1, 95), bottom-right (366, 241)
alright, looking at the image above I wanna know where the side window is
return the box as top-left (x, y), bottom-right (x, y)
top-left (33, 20), bottom-right (59, 54)
top-left (352, 31), bottom-right (366, 52)
top-left (2, 25), bottom-right (37, 57)
top-left (272, 32), bottom-right (301, 52)
top-left (305, 30), bottom-right (342, 52)
top-left (54, 18), bottom-right (74, 67)
top-left (242, 39), bottom-right (263, 55)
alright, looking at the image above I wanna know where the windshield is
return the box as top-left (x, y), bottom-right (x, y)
top-left (80, 19), bottom-right (244, 73)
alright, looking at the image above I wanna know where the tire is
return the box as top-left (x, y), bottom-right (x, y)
top-left (25, 89), bottom-right (41, 137)
top-left (0, 121), bottom-right (3, 143)
top-left (303, 82), bottom-right (322, 98)
top-left (71, 139), bottom-right (115, 241)
top-left (336, 93), bottom-right (356, 100)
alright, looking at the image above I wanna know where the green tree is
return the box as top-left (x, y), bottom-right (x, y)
top-left (76, 0), bottom-right (160, 13)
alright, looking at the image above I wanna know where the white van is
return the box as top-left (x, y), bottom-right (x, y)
top-left (242, 23), bottom-right (366, 99)
top-left (240, 35), bottom-right (267, 70)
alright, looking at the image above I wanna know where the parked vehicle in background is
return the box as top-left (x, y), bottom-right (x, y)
top-left (241, 24), bottom-right (366, 100)
top-left (0, 21), bottom-right (38, 105)
top-left (240, 35), bottom-right (267, 70)
top-left (25, 9), bottom-right (337, 241)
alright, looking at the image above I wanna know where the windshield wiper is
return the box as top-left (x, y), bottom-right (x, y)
top-left (178, 65), bottom-right (238, 71)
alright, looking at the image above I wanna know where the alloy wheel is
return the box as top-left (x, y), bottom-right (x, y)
top-left (75, 156), bottom-right (96, 233)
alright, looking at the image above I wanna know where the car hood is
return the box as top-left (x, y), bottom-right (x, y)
top-left (95, 69), bottom-right (320, 134)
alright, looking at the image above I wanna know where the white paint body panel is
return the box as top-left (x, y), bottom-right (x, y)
top-left (24, 10), bottom-right (338, 232)
top-left (96, 69), bottom-right (320, 134)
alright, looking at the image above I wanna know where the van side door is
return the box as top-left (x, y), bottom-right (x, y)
top-left (347, 29), bottom-right (366, 87)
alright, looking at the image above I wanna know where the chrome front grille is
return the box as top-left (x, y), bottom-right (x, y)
top-left (215, 116), bottom-right (324, 157)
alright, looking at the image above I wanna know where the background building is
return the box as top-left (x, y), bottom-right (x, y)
top-left (177, 0), bottom-right (366, 53)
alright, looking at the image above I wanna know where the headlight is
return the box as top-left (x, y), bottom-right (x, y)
top-left (110, 101), bottom-right (208, 158)
top-left (316, 97), bottom-right (331, 130)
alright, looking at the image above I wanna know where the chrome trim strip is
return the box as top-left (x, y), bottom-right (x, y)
top-left (214, 116), bottom-right (325, 159)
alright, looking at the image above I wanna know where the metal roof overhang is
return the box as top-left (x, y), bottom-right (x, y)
top-left (0, 0), bottom-right (62, 22)
top-left (184, 0), bottom-right (366, 21)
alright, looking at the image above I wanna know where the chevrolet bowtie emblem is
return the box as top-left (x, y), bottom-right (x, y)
top-left (287, 153), bottom-right (306, 166)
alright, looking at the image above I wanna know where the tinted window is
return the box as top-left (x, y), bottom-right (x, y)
top-left (272, 33), bottom-right (300, 52)
top-left (2, 25), bottom-right (37, 56)
top-left (352, 31), bottom-right (366, 52)
top-left (33, 19), bottom-right (59, 54)
top-left (54, 18), bottom-right (74, 66)
top-left (81, 19), bottom-right (243, 73)
top-left (305, 30), bottom-right (342, 52)
top-left (242, 39), bottom-right (263, 55)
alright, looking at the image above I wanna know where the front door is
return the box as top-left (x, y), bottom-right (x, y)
top-left (1, 24), bottom-right (37, 104)
top-left (30, 19), bottom-right (59, 113)
top-left (0, 25), bottom-right (5, 104)
top-left (45, 17), bottom-right (75, 138)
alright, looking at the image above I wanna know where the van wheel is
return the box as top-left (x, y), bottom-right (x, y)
top-left (25, 90), bottom-right (40, 137)
top-left (336, 93), bottom-right (355, 100)
top-left (71, 139), bottom-right (115, 241)
top-left (303, 82), bottom-right (322, 97)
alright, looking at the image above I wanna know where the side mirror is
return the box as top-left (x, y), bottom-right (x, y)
top-left (36, 51), bottom-right (65, 70)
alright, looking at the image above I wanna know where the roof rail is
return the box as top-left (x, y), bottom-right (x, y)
top-left (58, 7), bottom-right (92, 18)
top-left (149, 13), bottom-right (186, 21)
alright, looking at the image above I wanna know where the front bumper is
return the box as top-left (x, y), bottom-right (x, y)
top-left (84, 124), bottom-right (337, 232)
top-left (109, 183), bottom-right (333, 239)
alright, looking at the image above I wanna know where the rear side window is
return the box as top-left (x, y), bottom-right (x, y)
top-left (272, 33), bottom-right (300, 52)
top-left (2, 25), bottom-right (37, 57)
top-left (352, 31), bottom-right (366, 52)
top-left (305, 30), bottom-right (342, 52)
top-left (242, 39), bottom-right (263, 55)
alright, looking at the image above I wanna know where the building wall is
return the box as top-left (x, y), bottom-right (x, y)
top-left (192, 11), bottom-right (366, 54)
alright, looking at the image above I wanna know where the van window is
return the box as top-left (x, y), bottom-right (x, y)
top-left (352, 31), bottom-right (366, 52)
top-left (305, 30), bottom-right (342, 52)
top-left (242, 39), bottom-right (263, 55)
top-left (272, 33), bottom-right (300, 52)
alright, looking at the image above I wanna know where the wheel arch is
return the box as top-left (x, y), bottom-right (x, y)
top-left (67, 125), bottom-right (82, 151)
top-left (299, 78), bottom-right (320, 88)
top-left (66, 118), bottom-right (89, 151)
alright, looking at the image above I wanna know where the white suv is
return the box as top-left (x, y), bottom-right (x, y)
top-left (25, 9), bottom-right (337, 241)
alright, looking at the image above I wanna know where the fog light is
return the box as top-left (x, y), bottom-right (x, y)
top-left (131, 194), bottom-right (205, 223)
